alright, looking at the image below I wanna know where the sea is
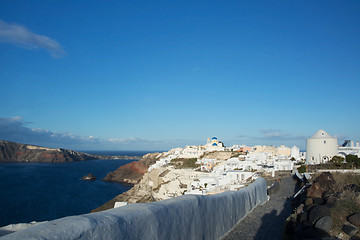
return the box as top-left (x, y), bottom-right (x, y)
top-left (0, 151), bottom-right (154, 227)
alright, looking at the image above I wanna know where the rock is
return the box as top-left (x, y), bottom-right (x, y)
top-left (314, 172), bottom-right (336, 190)
top-left (334, 191), bottom-right (343, 198)
top-left (322, 189), bottom-right (334, 200)
top-left (305, 204), bottom-right (315, 212)
top-left (325, 196), bottom-right (337, 208)
top-left (297, 211), bottom-right (308, 224)
top-left (82, 173), bottom-right (96, 181)
top-left (296, 204), bottom-right (305, 214)
top-left (313, 197), bottom-right (324, 205)
top-left (103, 152), bottom-right (161, 184)
top-left (338, 232), bottom-right (346, 239)
top-left (315, 216), bottom-right (332, 234)
top-left (349, 213), bottom-right (360, 227)
top-left (305, 197), bottom-right (314, 206)
top-left (302, 220), bottom-right (313, 228)
top-left (307, 182), bottom-right (324, 198)
top-left (307, 172), bottom-right (336, 199)
top-left (350, 236), bottom-right (360, 240)
top-left (342, 224), bottom-right (358, 237)
top-left (345, 184), bottom-right (360, 193)
top-left (308, 205), bottom-right (331, 224)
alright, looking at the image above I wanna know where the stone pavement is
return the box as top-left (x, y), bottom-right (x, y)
top-left (222, 176), bottom-right (297, 240)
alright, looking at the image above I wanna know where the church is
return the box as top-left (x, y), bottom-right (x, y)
top-left (203, 137), bottom-right (225, 151)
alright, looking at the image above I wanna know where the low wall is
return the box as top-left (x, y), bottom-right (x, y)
top-left (1, 178), bottom-right (267, 240)
top-left (317, 169), bottom-right (360, 173)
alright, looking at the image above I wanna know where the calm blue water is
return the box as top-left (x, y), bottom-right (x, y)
top-left (0, 156), bottom-right (139, 227)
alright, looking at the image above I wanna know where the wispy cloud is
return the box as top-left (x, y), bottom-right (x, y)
top-left (0, 19), bottom-right (66, 58)
top-left (261, 129), bottom-right (289, 139)
top-left (259, 129), bottom-right (306, 141)
top-left (0, 116), bottom-right (99, 148)
top-left (0, 116), bottom-right (167, 150)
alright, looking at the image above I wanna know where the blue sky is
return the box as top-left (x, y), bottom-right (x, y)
top-left (0, 1), bottom-right (359, 151)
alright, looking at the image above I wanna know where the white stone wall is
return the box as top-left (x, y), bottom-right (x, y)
top-left (1, 178), bottom-right (267, 240)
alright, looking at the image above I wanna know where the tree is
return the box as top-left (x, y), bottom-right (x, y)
top-left (331, 156), bottom-right (345, 167)
top-left (346, 154), bottom-right (360, 167)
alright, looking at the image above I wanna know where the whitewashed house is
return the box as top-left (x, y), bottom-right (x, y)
top-left (291, 146), bottom-right (300, 160)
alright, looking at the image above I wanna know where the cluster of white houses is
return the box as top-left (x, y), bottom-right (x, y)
top-left (145, 131), bottom-right (360, 197)
top-left (148, 137), bottom-right (301, 195)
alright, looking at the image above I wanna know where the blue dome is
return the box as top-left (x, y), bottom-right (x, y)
top-left (212, 143), bottom-right (218, 146)
top-left (212, 137), bottom-right (217, 140)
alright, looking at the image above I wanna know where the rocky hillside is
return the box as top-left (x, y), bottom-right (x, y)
top-left (287, 172), bottom-right (360, 239)
top-left (0, 140), bottom-right (138, 163)
top-left (103, 152), bottom-right (162, 184)
top-left (93, 166), bottom-right (196, 212)
top-left (201, 151), bottom-right (242, 160)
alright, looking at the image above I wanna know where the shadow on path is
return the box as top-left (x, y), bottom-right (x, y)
top-left (222, 176), bottom-right (300, 240)
top-left (252, 176), bottom-right (300, 240)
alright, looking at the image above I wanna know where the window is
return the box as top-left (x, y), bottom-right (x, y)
top-left (324, 140), bottom-right (327, 144)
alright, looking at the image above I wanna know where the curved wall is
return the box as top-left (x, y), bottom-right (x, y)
top-left (306, 138), bottom-right (338, 164)
top-left (1, 178), bottom-right (267, 240)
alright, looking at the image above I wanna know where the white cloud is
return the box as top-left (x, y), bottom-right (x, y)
top-left (0, 19), bottom-right (66, 58)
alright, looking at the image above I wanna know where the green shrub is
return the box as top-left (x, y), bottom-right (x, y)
top-left (346, 154), bottom-right (360, 167)
top-left (297, 164), bottom-right (306, 173)
top-left (331, 156), bottom-right (345, 167)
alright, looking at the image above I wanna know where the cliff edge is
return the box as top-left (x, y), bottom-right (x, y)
top-left (103, 152), bottom-right (162, 184)
top-left (0, 140), bottom-right (97, 163)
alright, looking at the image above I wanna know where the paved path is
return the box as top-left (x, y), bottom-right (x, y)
top-left (222, 176), bottom-right (297, 240)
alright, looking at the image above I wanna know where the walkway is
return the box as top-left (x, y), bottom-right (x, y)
top-left (222, 176), bottom-right (297, 240)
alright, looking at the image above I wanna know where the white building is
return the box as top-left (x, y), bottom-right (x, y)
top-left (306, 129), bottom-right (338, 165)
top-left (291, 146), bottom-right (300, 160)
top-left (203, 137), bottom-right (225, 151)
top-left (274, 160), bottom-right (294, 171)
top-left (245, 152), bottom-right (269, 163)
top-left (338, 140), bottom-right (360, 158)
top-left (277, 145), bottom-right (291, 157)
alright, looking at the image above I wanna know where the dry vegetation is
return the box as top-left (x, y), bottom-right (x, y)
top-left (169, 158), bottom-right (200, 169)
top-left (330, 173), bottom-right (360, 236)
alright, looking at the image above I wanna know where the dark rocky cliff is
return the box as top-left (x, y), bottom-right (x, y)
top-left (0, 140), bottom-right (98, 163)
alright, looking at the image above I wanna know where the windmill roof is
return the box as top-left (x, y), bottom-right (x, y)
top-left (310, 129), bottom-right (336, 139)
